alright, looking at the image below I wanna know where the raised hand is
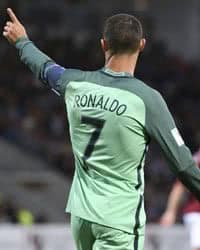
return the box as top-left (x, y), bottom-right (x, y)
top-left (3, 8), bottom-right (28, 44)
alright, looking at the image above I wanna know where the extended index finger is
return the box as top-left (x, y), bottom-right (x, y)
top-left (7, 8), bottom-right (19, 23)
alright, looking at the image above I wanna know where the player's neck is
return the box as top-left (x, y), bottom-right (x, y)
top-left (105, 52), bottom-right (139, 76)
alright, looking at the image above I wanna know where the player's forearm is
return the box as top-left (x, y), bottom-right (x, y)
top-left (15, 37), bottom-right (54, 82)
top-left (165, 183), bottom-right (185, 213)
top-left (177, 162), bottom-right (200, 201)
top-left (15, 37), bottom-right (66, 93)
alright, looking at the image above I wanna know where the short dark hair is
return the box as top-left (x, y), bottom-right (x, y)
top-left (103, 14), bottom-right (143, 54)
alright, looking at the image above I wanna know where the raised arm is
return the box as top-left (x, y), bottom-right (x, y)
top-left (3, 8), bottom-right (66, 95)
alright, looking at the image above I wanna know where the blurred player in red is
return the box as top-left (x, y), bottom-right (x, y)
top-left (160, 149), bottom-right (200, 250)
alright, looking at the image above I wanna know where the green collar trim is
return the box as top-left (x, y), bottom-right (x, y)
top-left (101, 67), bottom-right (134, 78)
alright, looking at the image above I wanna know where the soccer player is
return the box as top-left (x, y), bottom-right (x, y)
top-left (160, 149), bottom-right (200, 250)
top-left (3, 8), bottom-right (200, 250)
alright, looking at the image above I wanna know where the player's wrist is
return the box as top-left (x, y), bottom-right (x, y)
top-left (15, 35), bottom-right (28, 43)
top-left (15, 36), bottom-right (30, 49)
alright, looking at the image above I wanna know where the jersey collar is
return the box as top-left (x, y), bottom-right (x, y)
top-left (101, 67), bottom-right (134, 78)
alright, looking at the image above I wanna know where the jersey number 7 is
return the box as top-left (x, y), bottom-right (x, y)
top-left (81, 116), bottom-right (105, 171)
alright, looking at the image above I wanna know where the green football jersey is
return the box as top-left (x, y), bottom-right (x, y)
top-left (63, 69), bottom-right (147, 234)
top-left (15, 38), bottom-right (200, 234)
top-left (57, 67), bottom-right (193, 234)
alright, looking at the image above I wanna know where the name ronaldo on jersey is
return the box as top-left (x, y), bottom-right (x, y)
top-left (74, 94), bottom-right (127, 116)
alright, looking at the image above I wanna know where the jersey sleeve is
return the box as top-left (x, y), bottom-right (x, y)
top-left (146, 90), bottom-right (200, 201)
top-left (55, 68), bottom-right (86, 97)
top-left (15, 37), bottom-right (85, 96)
top-left (43, 63), bottom-right (85, 96)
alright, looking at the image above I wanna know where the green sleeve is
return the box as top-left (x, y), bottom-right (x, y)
top-left (56, 68), bottom-right (86, 97)
top-left (15, 37), bottom-right (54, 80)
top-left (15, 37), bottom-right (86, 96)
top-left (146, 91), bottom-right (200, 201)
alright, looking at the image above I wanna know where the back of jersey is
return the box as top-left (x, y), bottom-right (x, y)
top-left (63, 68), bottom-right (149, 234)
top-left (16, 34), bottom-right (200, 233)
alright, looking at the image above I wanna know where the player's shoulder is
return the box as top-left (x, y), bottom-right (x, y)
top-left (139, 80), bottom-right (173, 124)
top-left (130, 77), bottom-right (165, 106)
top-left (61, 68), bottom-right (87, 81)
top-left (83, 70), bottom-right (165, 107)
top-left (60, 68), bottom-right (103, 83)
top-left (133, 77), bottom-right (156, 94)
top-left (60, 68), bottom-right (165, 106)
top-left (132, 79), bottom-right (171, 123)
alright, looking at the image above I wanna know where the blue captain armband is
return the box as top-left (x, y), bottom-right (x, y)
top-left (42, 63), bottom-right (66, 95)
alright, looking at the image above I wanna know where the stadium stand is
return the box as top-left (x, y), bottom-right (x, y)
top-left (0, 139), bottom-right (71, 222)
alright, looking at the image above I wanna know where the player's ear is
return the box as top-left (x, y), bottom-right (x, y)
top-left (139, 38), bottom-right (146, 52)
top-left (101, 38), bottom-right (109, 52)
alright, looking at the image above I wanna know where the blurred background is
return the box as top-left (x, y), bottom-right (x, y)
top-left (0, 0), bottom-right (200, 249)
